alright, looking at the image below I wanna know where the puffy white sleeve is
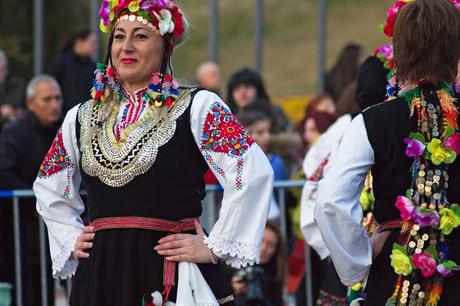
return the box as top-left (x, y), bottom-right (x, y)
top-left (190, 90), bottom-right (274, 268)
top-left (314, 114), bottom-right (374, 286)
top-left (33, 105), bottom-right (85, 279)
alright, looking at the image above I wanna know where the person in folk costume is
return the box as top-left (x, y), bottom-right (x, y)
top-left (33, 1), bottom-right (274, 305)
top-left (299, 48), bottom-right (392, 306)
top-left (314, 0), bottom-right (460, 305)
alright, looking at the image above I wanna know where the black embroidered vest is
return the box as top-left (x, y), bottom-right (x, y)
top-left (75, 88), bottom-right (208, 222)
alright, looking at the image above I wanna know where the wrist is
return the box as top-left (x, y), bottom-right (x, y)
top-left (208, 248), bottom-right (219, 264)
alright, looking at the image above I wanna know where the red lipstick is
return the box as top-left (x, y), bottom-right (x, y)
top-left (121, 58), bottom-right (137, 65)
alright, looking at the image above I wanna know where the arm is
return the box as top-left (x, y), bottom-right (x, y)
top-left (190, 90), bottom-right (274, 268)
top-left (0, 127), bottom-right (30, 189)
top-left (33, 105), bottom-right (85, 279)
top-left (314, 114), bottom-right (374, 286)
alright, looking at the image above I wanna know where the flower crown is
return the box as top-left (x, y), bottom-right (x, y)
top-left (383, 0), bottom-right (460, 38)
top-left (99, 0), bottom-right (185, 45)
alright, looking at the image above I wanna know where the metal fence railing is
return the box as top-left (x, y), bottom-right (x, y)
top-left (0, 180), bottom-right (314, 306)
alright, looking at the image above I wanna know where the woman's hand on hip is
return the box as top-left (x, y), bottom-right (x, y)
top-left (155, 220), bottom-right (216, 264)
top-left (72, 226), bottom-right (95, 260)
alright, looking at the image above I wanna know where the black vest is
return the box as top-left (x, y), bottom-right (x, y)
top-left (76, 89), bottom-right (208, 222)
top-left (362, 91), bottom-right (460, 305)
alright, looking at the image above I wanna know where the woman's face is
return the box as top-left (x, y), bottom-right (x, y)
top-left (303, 118), bottom-right (320, 146)
top-left (315, 97), bottom-right (336, 114)
top-left (112, 20), bottom-right (165, 89)
top-left (232, 84), bottom-right (257, 109)
top-left (247, 119), bottom-right (271, 153)
top-left (260, 228), bottom-right (278, 265)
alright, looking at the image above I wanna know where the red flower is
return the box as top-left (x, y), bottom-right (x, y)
top-left (165, 96), bottom-right (174, 106)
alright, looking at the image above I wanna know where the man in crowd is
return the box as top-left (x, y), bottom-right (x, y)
top-left (195, 61), bottom-right (222, 95)
top-left (0, 49), bottom-right (25, 130)
top-left (0, 75), bottom-right (62, 306)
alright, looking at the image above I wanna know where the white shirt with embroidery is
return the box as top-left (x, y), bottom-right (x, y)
top-left (34, 89), bottom-right (273, 279)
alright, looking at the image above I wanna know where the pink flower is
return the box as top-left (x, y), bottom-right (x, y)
top-left (413, 208), bottom-right (440, 228)
top-left (443, 134), bottom-right (460, 154)
top-left (404, 137), bottom-right (425, 158)
top-left (152, 73), bottom-right (162, 84)
top-left (99, 0), bottom-right (111, 26)
top-left (395, 196), bottom-right (415, 220)
top-left (413, 252), bottom-right (437, 278)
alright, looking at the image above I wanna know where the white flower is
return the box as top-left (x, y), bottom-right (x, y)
top-left (158, 9), bottom-right (175, 35)
top-left (151, 291), bottom-right (163, 306)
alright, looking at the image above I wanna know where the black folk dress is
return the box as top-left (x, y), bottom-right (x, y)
top-left (34, 88), bottom-right (274, 306)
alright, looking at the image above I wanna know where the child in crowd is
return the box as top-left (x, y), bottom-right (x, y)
top-left (238, 111), bottom-right (287, 220)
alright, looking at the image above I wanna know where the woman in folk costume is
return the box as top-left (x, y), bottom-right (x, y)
top-left (314, 0), bottom-right (460, 305)
top-left (33, 1), bottom-right (274, 305)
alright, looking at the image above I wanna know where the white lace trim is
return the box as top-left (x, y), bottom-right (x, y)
top-left (203, 235), bottom-right (260, 268)
top-left (52, 232), bottom-right (80, 279)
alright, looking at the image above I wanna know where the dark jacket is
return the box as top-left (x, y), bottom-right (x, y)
top-left (0, 73), bottom-right (25, 108)
top-left (48, 50), bottom-right (95, 115)
top-left (0, 111), bottom-right (60, 276)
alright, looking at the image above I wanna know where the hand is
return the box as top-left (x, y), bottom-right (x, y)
top-left (370, 230), bottom-right (391, 260)
top-left (231, 276), bottom-right (247, 295)
top-left (154, 220), bottom-right (214, 263)
top-left (72, 226), bottom-right (95, 260)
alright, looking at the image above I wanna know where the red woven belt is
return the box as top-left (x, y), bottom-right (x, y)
top-left (91, 216), bottom-right (197, 305)
top-left (91, 216), bottom-right (196, 232)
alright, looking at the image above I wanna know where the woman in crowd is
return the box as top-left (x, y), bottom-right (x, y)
top-left (34, 1), bottom-right (273, 305)
top-left (227, 68), bottom-right (290, 133)
top-left (231, 220), bottom-right (286, 306)
top-left (315, 1), bottom-right (460, 304)
top-left (48, 29), bottom-right (98, 114)
top-left (325, 43), bottom-right (365, 102)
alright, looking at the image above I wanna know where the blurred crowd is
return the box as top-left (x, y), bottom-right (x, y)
top-left (0, 31), bottom-right (378, 306)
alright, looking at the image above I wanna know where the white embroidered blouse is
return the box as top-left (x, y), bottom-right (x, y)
top-left (33, 89), bottom-right (274, 279)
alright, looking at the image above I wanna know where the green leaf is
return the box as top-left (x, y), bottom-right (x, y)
top-left (393, 243), bottom-right (407, 255)
top-left (451, 204), bottom-right (460, 217)
top-left (409, 132), bottom-right (426, 143)
top-left (443, 260), bottom-right (458, 270)
top-left (385, 296), bottom-right (397, 306)
top-left (443, 127), bottom-right (456, 138)
top-left (425, 245), bottom-right (440, 262)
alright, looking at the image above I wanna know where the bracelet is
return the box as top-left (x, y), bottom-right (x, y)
top-left (208, 248), bottom-right (218, 264)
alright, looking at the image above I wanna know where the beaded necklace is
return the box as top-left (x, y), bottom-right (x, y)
top-left (91, 62), bottom-right (181, 110)
top-left (386, 82), bottom-right (460, 306)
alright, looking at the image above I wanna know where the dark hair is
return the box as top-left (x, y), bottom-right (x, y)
top-left (393, 0), bottom-right (460, 83)
top-left (264, 220), bottom-right (287, 285)
top-left (356, 56), bottom-right (390, 110)
top-left (226, 68), bottom-right (271, 112)
top-left (238, 111), bottom-right (270, 129)
top-left (60, 29), bottom-right (94, 53)
top-left (325, 43), bottom-right (364, 101)
top-left (336, 82), bottom-right (360, 116)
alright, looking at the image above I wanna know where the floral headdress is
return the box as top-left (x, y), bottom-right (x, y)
top-left (90, 0), bottom-right (184, 112)
top-left (382, 0), bottom-right (460, 38)
top-left (99, 0), bottom-right (185, 47)
top-left (373, 44), bottom-right (398, 102)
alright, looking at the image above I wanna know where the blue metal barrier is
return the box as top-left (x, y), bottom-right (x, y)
top-left (0, 180), bottom-right (313, 306)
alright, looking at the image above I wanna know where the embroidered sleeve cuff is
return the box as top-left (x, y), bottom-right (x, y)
top-left (51, 231), bottom-right (80, 279)
top-left (203, 235), bottom-right (260, 268)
